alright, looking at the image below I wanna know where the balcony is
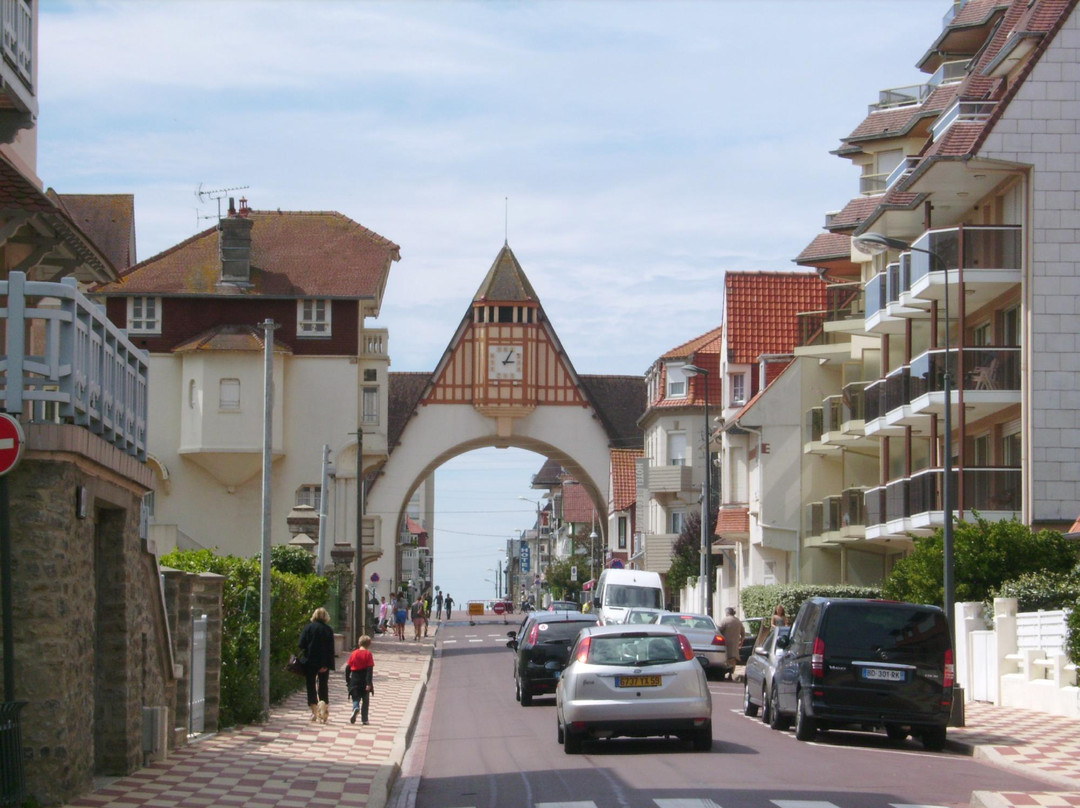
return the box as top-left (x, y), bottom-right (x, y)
top-left (885, 156), bottom-right (921, 191)
top-left (803, 406), bottom-right (838, 456)
top-left (907, 346), bottom-right (1020, 421)
top-left (360, 328), bottom-right (389, 360)
top-left (932, 100), bottom-right (997, 142)
top-left (841, 381), bottom-right (868, 437)
top-left (796, 282), bottom-right (864, 356)
top-left (840, 487), bottom-right (867, 540)
top-left (867, 60), bottom-right (965, 115)
top-left (0, 272), bottom-right (147, 460)
top-left (866, 257), bottom-right (928, 335)
top-left (907, 225), bottom-right (1022, 314)
top-left (646, 463), bottom-right (694, 496)
top-left (0, 0), bottom-right (35, 142)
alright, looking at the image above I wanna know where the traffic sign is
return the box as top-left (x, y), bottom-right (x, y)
top-left (492, 601), bottom-right (506, 615)
top-left (570, 565), bottom-right (578, 582)
top-left (0, 414), bottom-right (25, 477)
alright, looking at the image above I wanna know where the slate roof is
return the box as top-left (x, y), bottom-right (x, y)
top-left (725, 271), bottom-right (828, 365)
top-left (51, 193), bottom-right (136, 272)
top-left (97, 210), bottom-right (400, 298)
top-left (532, 458), bottom-right (565, 488)
top-left (387, 372), bottom-right (430, 451)
top-left (473, 243), bottom-right (539, 303)
top-left (610, 448), bottom-right (642, 512)
top-left (579, 375), bottom-right (647, 450)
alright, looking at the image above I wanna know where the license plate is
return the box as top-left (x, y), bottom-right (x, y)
top-left (617, 675), bottom-right (661, 688)
top-left (862, 667), bottom-right (905, 682)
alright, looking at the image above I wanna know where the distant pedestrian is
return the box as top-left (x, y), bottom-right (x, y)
top-left (422, 591), bottom-right (431, 637)
top-left (435, 591), bottom-right (444, 619)
top-left (345, 634), bottom-right (375, 725)
top-left (298, 607), bottom-right (336, 723)
top-left (444, 594), bottom-right (454, 620)
top-left (411, 594), bottom-right (425, 640)
top-left (378, 597), bottom-right (389, 634)
top-left (771, 604), bottom-right (787, 628)
top-left (394, 591), bottom-right (408, 641)
top-left (718, 607), bottom-right (745, 680)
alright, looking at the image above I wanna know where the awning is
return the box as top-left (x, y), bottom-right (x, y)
top-left (582, 579), bottom-right (596, 591)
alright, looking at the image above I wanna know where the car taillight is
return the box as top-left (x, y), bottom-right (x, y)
top-left (943, 648), bottom-right (955, 688)
top-left (575, 636), bottom-right (592, 663)
top-left (677, 633), bottom-right (695, 661)
top-left (711, 634), bottom-right (725, 646)
top-left (527, 624), bottom-right (540, 645)
top-left (811, 636), bottom-right (825, 678)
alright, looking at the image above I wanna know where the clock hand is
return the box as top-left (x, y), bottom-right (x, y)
top-left (503, 351), bottom-right (514, 365)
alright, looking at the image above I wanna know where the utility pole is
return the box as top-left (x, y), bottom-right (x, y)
top-left (258, 319), bottom-right (278, 721)
top-left (354, 428), bottom-right (366, 640)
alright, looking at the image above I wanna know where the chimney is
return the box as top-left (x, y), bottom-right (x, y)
top-left (218, 196), bottom-right (254, 285)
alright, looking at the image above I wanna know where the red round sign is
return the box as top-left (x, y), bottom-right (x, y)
top-left (492, 601), bottom-right (506, 615)
top-left (0, 413), bottom-right (24, 477)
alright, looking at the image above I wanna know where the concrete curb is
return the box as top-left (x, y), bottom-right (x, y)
top-left (367, 647), bottom-right (435, 808)
top-left (969, 792), bottom-right (1015, 808)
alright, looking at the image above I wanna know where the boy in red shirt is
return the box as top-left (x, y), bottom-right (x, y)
top-left (344, 635), bottom-right (374, 725)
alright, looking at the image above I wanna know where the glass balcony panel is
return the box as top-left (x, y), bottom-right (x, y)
top-left (963, 467), bottom-right (1021, 511)
top-left (886, 262), bottom-right (903, 304)
top-left (865, 378), bottom-right (885, 422)
top-left (962, 347), bottom-right (1021, 391)
top-left (842, 487), bottom-right (866, 527)
top-left (842, 381), bottom-right (867, 424)
top-left (860, 173), bottom-right (888, 195)
top-left (963, 226), bottom-right (1022, 271)
top-left (885, 478), bottom-right (910, 522)
top-left (886, 156), bottom-right (920, 190)
top-left (929, 59), bottom-right (968, 87)
top-left (865, 486), bottom-right (885, 527)
top-left (804, 407), bottom-right (824, 443)
top-left (884, 365), bottom-right (910, 413)
top-left (865, 273), bottom-right (886, 318)
top-left (805, 502), bottom-right (824, 537)
top-left (824, 495), bottom-right (842, 532)
top-left (824, 395), bottom-right (842, 433)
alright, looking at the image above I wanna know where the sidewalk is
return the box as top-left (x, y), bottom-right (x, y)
top-left (63, 632), bottom-right (436, 808)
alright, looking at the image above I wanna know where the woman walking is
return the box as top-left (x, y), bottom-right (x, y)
top-left (394, 591), bottom-right (408, 641)
top-left (411, 593), bottom-right (426, 641)
top-left (298, 607), bottom-right (336, 723)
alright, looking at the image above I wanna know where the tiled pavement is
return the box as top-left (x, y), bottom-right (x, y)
top-left (60, 622), bottom-right (1079, 808)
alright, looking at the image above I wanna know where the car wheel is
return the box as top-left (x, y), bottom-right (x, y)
top-left (885, 724), bottom-right (908, 743)
top-left (556, 717), bottom-right (564, 744)
top-left (514, 678), bottom-right (520, 702)
top-left (768, 684), bottom-right (789, 730)
top-left (794, 691), bottom-right (817, 741)
top-left (921, 725), bottom-right (947, 752)
top-left (520, 683), bottom-right (533, 706)
top-left (760, 685), bottom-right (771, 724)
top-left (563, 727), bottom-right (583, 754)
top-left (742, 682), bottom-right (759, 717)
top-left (691, 722), bottom-right (712, 752)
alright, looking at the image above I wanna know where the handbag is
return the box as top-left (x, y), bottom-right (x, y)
top-left (286, 654), bottom-right (306, 676)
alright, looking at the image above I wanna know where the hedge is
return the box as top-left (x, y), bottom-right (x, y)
top-left (160, 548), bottom-right (330, 727)
top-left (740, 583), bottom-right (882, 624)
top-left (987, 564), bottom-right (1080, 665)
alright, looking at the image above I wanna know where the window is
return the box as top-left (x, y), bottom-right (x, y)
top-left (297, 299), bottom-right (331, 336)
top-left (1003, 430), bottom-right (1021, 466)
top-left (1002, 305), bottom-right (1020, 345)
top-left (296, 484), bottom-right (322, 511)
top-left (670, 510), bottom-right (686, 535)
top-left (362, 387), bottom-right (379, 424)
top-left (730, 373), bottom-right (746, 406)
top-left (972, 321), bottom-right (991, 347)
top-left (667, 432), bottom-right (687, 466)
top-left (127, 297), bottom-right (161, 334)
top-left (666, 363), bottom-right (687, 398)
top-left (618, 516), bottom-right (627, 549)
top-left (219, 378), bottom-right (240, 411)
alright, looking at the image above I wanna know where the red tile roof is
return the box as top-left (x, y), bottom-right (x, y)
top-left (98, 210), bottom-right (400, 298)
top-left (842, 84), bottom-right (958, 145)
top-left (561, 480), bottom-right (598, 523)
top-left (610, 448), bottom-right (643, 512)
top-left (825, 196), bottom-right (883, 231)
top-left (795, 232), bottom-right (851, 265)
top-left (650, 326), bottom-right (724, 409)
top-left (724, 271), bottom-right (828, 365)
top-left (661, 326), bottom-right (723, 360)
top-left (171, 324), bottom-right (293, 354)
top-left (716, 507), bottom-right (749, 536)
top-left (405, 516), bottom-right (426, 536)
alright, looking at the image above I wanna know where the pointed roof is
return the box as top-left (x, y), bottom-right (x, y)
top-left (473, 243), bottom-right (539, 303)
top-left (725, 271), bottom-right (828, 365)
top-left (50, 192), bottom-right (136, 272)
top-left (171, 324), bottom-right (293, 354)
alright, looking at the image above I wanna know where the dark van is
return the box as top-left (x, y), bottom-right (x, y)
top-left (770, 598), bottom-right (953, 750)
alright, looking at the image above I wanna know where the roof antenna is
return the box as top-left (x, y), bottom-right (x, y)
top-left (195, 182), bottom-right (251, 223)
top-left (504, 196), bottom-right (509, 246)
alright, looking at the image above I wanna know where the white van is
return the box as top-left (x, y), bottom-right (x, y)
top-left (592, 568), bottom-right (665, 625)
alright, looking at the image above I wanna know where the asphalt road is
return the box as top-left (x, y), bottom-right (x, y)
top-left (395, 617), bottom-right (1050, 808)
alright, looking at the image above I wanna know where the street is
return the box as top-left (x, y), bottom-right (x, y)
top-left (395, 618), bottom-right (1053, 808)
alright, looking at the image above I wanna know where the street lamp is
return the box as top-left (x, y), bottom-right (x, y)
top-left (683, 363), bottom-right (712, 615)
top-left (853, 232), bottom-right (955, 637)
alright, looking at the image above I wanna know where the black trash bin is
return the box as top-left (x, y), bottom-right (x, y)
top-left (0, 701), bottom-right (26, 807)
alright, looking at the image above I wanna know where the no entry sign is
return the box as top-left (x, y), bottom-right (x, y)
top-left (0, 414), bottom-right (25, 477)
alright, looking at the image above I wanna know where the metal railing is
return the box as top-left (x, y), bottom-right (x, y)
top-left (1, 0), bottom-right (32, 89)
top-left (796, 282), bottom-right (862, 347)
top-left (907, 225), bottom-right (1023, 285)
top-left (0, 272), bottom-right (148, 460)
top-left (931, 100), bottom-right (998, 141)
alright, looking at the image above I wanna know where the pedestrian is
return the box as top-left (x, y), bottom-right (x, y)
top-left (718, 607), bottom-right (745, 681)
top-left (435, 590), bottom-right (444, 619)
top-left (444, 593), bottom-right (454, 620)
top-left (394, 591), bottom-right (408, 641)
top-left (410, 594), bottom-right (425, 640)
top-left (422, 591), bottom-right (431, 637)
top-left (377, 596), bottom-right (389, 634)
top-left (771, 604), bottom-right (787, 628)
top-left (345, 634), bottom-right (375, 725)
top-left (298, 607), bottom-right (336, 723)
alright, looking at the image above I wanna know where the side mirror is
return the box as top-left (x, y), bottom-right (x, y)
top-left (592, 596), bottom-right (600, 608)
top-left (775, 635), bottom-right (791, 650)
top-left (506, 639), bottom-right (518, 650)
top-left (507, 630), bottom-right (516, 638)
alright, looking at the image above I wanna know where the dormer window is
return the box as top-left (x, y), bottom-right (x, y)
top-left (127, 297), bottom-right (161, 334)
top-left (730, 373), bottom-right (746, 406)
top-left (666, 363), bottom-right (687, 398)
top-left (298, 299), bottom-right (331, 337)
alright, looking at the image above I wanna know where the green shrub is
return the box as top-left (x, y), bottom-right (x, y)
top-left (740, 583), bottom-right (881, 623)
top-left (986, 568), bottom-right (1080, 615)
top-left (161, 547), bottom-right (330, 726)
top-left (270, 544), bottom-right (316, 576)
top-left (883, 517), bottom-right (1077, 607)
top-left (1067, 604), bottom-right (1079, 666)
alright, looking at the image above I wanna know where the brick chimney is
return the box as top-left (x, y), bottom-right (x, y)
top-left (218, 196), bottom-right (253, 285)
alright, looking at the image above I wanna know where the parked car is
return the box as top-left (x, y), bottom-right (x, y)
top-left (742, 626), bottom-right (790, 720)
top-left (739, 617), bottom-right (764, 664)
top-left (770, 597), bottom-right (953, 750)
top-left (621, 607), bottom-right (666, 625)
top-left (656, 613), bottom-right (729, 679)
top-left (506, 611), bottom-right (598, 705)
top-left (556, 623), bottom-right (713, 753)
top-left (548, 600), bottom-right (580, 612)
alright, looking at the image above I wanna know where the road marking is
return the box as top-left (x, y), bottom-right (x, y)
top-left (772, 802), bottom-right (841, 808)
top-left (468, 638), bottom-right (483, 643)
top-left (440, 639), bottom-right (457, 644)
top-left (890, 805), bottom-right (952, 808)
top-left (655, 799), bottom-right (723, 808)
top-left (536, 803), bottom-right (597, 808)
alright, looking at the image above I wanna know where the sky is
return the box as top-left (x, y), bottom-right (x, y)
top-left (37, 0), bottom-right (945, 602)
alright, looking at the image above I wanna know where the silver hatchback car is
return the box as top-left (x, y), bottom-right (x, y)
top-left (555, 624), bottom-right (713, 753)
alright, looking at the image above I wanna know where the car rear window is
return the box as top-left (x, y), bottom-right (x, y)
top-left (659, 615), bottom-right (716, 631)
top-left (626, 611), bottom-right (661, 624)
top-left (588, 634), bottom-right (682, 666)
top-left (534, 621), bottom-right (594, 642)
top-left (821, 603), bottom-right (949, 655)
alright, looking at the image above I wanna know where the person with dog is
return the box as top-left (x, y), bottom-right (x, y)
top-left (298, 607), bottom-right (336, 723)
top-left (344, 634), bottom-right (375, 725)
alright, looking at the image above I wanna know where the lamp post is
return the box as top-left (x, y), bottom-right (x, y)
top-left (854, 232), bottom-right (955, 637)
top-left (683, 363), bottom-right (711, 616)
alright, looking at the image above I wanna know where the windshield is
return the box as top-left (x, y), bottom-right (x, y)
top-left (605, 584), bottom-right (663, 609)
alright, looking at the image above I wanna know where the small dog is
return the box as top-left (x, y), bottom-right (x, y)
top-left (316, 700), bottom-right (329, 724)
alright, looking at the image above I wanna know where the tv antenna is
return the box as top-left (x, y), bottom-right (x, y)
top-left (195, 182), bottom-right (250, 221)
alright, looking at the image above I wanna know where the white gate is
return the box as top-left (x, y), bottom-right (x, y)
top-left (190, 614), bottom-right (207, 734)
top-left (969, 630), bottom-right (996, 702)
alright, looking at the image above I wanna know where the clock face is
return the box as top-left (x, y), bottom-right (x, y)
top-left (488, 344), bottom-right (523, 380)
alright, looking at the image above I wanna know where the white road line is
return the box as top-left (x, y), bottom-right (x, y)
top-left (772, 802), bottom-right (842, 808)
top-left (441, 639), bottom-right (457, 644)
top-left (535, 803), bottom-right (597, 808)
top-left (654, 799), bottom-right (723, 808)
top-left (468, 638), bottom-right (483, 643)
top-left (891, 804), bottom-right (952, 808)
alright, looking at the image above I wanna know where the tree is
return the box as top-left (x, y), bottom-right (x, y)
top-left (544, 557), bottom-right (582, 601)
top-left (883, 517), bottom-right (1078, 607)
top-left (666, 509), bottom-right (717, 592)
top-left (270, 544), bottom-right (316, 576)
